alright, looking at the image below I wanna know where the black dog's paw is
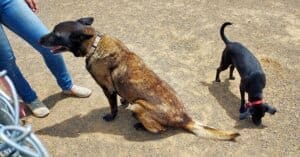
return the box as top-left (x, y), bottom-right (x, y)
top-left (229, 76), bottom-right (235, 80)
top-left (215, 79), bottom-right (221, 82)
top-left (134, 123), bottom-right (146, 131)
top-left (103, 114), bottom-right (116, 122)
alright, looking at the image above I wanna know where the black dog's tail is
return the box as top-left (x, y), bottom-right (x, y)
top-left (220, 22), bottom-right (232, 45)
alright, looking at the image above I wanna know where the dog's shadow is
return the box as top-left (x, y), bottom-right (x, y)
top-left (201, 79), bottom-right (266, 129)
top-left (37, 94), bottom-right (181, 141)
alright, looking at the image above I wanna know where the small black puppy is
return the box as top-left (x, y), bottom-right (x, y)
top-left (215, 22), bottom-right (277, 125)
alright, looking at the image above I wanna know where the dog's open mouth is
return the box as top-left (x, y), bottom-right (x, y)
top-left (49, 46), bottom-right (69, 53)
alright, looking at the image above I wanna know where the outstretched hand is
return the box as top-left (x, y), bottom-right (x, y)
top-left (25, 0), bottom-right (39, 13)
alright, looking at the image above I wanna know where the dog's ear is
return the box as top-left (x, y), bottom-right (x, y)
top-left (262, 103), bottom-right (277, 115)
top-left (77, 17), bottom-right (94, 25)
top-left (70, 31), bottom-right (93, 42)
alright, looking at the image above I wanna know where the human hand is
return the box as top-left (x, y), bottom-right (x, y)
top-left (25, 0), bottom-right (39, 13)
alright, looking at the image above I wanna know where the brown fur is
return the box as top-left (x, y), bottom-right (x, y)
top-left (84, 32), bottom-right (239, 140)
top-left (40, 18), bottom-right (239, 140)
top-left (88, 35), bottom-right (190, 130)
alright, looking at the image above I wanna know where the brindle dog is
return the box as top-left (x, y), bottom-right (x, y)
top-left (39, 17), bottom-right (239, 140)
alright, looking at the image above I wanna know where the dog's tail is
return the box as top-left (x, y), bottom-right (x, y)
top-left (184, 120), bottom-right (240, 141)
top-left (220, 22), bottom-right (233, 45)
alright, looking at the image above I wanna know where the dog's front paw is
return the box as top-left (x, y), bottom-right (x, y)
top-left (103, 114), bottom-right (116, 122)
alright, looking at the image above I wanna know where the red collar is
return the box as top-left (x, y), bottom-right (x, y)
top-left (245, 100), bottom-right (263, 108)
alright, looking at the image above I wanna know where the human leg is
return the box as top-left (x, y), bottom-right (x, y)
top-left (0, 0), bottom-right (72, 90)
top-left (0, 24), bottom-right (49, 117)
top-left (0, 25), bottom-right (37, 103)
top-left (0, 0), bottom-right (91, 97)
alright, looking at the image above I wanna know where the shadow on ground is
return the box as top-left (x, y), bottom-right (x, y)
top-left (201, 79), bottom-right (266, 129)
top-left (36, 82), bottom-right (266, 142)
top-left (21, 92), bottom-right (70, 117)
top-left (37, 95), bottom-right (182, 141)
top-left (42, 92), bottom-right (70, 109)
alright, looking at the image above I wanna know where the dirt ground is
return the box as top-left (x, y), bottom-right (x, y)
top-left (4, 0), bottom-right (299, 156)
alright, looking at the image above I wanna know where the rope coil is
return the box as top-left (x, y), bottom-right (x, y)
top-left (0, 70), bottom-right (49, 157)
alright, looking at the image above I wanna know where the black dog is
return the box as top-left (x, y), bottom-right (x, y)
top-left (215, 22), bottom-right (277, 125)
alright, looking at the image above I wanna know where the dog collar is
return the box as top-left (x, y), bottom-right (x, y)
top-left (245, 100), bottom-right (263, 108)
top-left (87, 33), bottom-right (102, 56)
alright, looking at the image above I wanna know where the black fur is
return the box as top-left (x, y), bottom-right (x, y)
top-left (39, 17), bottom-right (94, 57)
top-left (215, 22), bottom-right (277, 125)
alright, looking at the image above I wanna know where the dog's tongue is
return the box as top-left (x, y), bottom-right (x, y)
top-left (50, 46), bottom-right (62, 53)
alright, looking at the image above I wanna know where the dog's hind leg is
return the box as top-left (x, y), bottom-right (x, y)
top-left (229, 65), bottom-right (235, 80)
top-left (137, 113), bottom-right (166, 133)
top-left (215, 49), bottom-right (231, 82)
top-left (128, 100), bottom-right (166, 133)
top-left (216, 62), bottom-right (231, 82)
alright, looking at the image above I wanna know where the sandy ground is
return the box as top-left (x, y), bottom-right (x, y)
top-left (3, 0), bottom-right (299, 156)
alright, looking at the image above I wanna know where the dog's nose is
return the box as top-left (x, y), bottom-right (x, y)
top-left (267, 106), bottom-right (277, 115)
top-left (268, 108), bottom-right (277, 115)
top-left (39, 34), bottom-right (51, 46)
top-left (264, 103), bottom-right (277, 115)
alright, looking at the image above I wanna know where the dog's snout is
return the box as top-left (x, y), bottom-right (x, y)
top-left (39, 34), bottom-right (49, 44)
top-left (39, 34), bottom-right (53, 46)
top-left (39, 36), bottom-right (45, 45)
top-left (268, 107), bottom-right (277, 115)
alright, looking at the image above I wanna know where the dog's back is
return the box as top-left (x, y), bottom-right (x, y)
top-left (220, 23), bottom-right (264, 78)
top-left (227, 43), bottom-right (263, 78)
